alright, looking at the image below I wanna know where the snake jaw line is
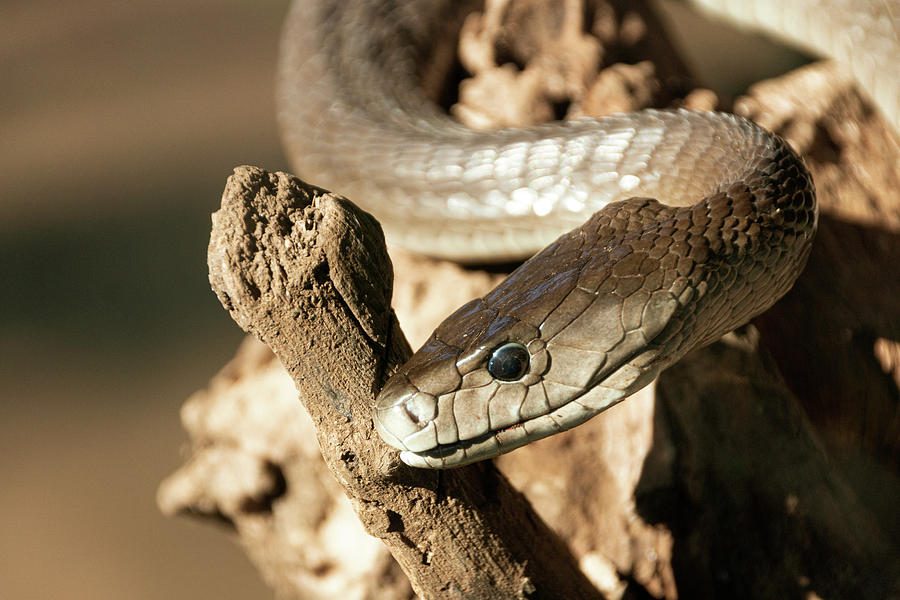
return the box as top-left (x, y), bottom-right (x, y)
top-left (394, 375), bottom-right (646, 469)
top-left (379, 344), bottom-right (667, 468)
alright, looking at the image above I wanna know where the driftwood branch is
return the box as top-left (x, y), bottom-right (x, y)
top-left (197, 166), bottom-right (600, 599)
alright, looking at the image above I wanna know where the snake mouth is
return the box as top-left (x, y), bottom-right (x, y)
top-left (398, 421), bottom-right (540, 469)
top-left (390, 392), bottom-right (609, 469)
top-left (415, 429), bottom-right (499, 459)
top-left (382, 352), bottom-right (665, 468)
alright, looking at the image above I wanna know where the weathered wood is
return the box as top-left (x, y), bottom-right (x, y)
top-left (201, 166), bottom-right (601, 600)
top-left (157, 336), bottom-right (414, 600)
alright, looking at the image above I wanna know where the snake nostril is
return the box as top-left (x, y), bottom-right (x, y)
top-left (375, 376), bottom-right (417, 410)
top-left (403, 392), bottom-right (438, 427)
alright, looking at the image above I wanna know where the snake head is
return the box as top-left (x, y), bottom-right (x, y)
top-left (374, 292), bottom-right (664, 468)
top-left (374, 298), bottom-right (563, 468)
top-left (373, 208), bottom-right (682, 468)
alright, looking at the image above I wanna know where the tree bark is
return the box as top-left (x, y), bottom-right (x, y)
top-left (197, 166), bottom-right (601, 599)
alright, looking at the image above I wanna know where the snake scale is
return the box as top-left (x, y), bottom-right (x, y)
top-left (277, 0), bottom-right (899, 467)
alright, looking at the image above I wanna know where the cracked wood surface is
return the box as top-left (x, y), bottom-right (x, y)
top-left (200, 166), bottom-right (601, 599)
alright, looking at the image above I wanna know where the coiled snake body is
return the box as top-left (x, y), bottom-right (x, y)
top-left (278, 0), bottom-right (898, 467)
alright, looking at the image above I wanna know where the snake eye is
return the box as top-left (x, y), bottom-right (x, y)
top-left (486, 342), bottom-right (530, 382)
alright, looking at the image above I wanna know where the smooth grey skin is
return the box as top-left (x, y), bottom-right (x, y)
top-left (277, 0), bottom-right (898, 467)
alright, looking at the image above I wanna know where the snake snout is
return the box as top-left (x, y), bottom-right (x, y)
top-left (374, 375), bottom-right (440, 452)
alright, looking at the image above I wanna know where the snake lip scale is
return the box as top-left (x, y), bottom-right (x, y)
top-left (277, 0), bottom-right (897, 468)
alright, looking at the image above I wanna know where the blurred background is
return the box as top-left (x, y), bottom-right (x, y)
top-left (1, 1), bottom-right (291, 598)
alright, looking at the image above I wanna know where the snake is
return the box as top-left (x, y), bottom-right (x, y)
top-left (277, 0), bottom-right (899, 468)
